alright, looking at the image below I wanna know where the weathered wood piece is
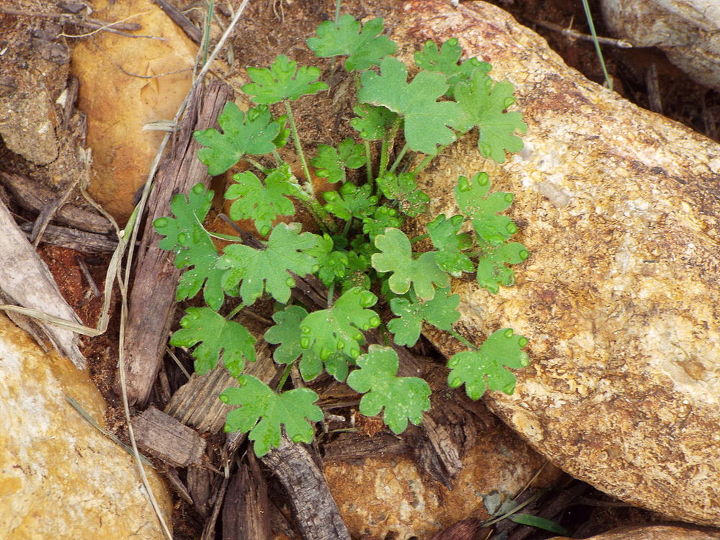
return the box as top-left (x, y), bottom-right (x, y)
top-left (0, 199), bottom-right (85, 368)
top-left (120, 80), bottom-right (232, 405)
top-left (20, 222), bottom-right (117, 252)
top-left (152, 0), bottom-right (202, 44)
top-left (131, 406), bottom-right (206, 468)
top-left (261, 435), bottom-right (350, 540)
top-left (188, 464), bottom-right (215, 518)
top-left (222, 454), bottom-right (271, 540)
top-left (165, 340), bottom-right (276, 434)
top-left (0, 171), bottom-right (111, 234)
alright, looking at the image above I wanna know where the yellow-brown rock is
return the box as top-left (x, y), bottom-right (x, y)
top-left (71, 0), bottom-right (196, 223)
top-left (0, 314), bottom-right (172, 538)
top-left (392, 0), bottom-right (720, 527)
top-left (551, 525), bottom-right (720, 540)
top-left (324, 425), bottom-right (558, 539)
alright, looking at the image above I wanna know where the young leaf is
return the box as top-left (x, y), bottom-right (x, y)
top-left (306, 234), bottom-right (349, 286)
top-left (388, 287), bottom-right (460, 346)
top-left (194, 104), bottom-right (281, 175)
top-left (351, 104), bottom-right (397, 141)
top-left (476, 241), bottom-right (529, 293)
top-left (243, 55), bottom-right (328, 105)
top-left (300, 287), bottom-right (380, 360)
top-left (311, 138), bottom-right (366, 184)
top-left (306, 15), bottom-right (397, 71)
top-left (455, 173), bottom-right (518, 244)
top-left (454, 70), bottom-right (527, 163)
top-left (447, 328), bottom-right (529, 398)
top-left (170, 307), bottom-right (256, 376)
top-left (153, 184), bottom-right (225, 310)
top-left (376, 172), bottom-right (430, 218)
top-left (362, 205), bottom-right (402, 240)
top-left (414, 38), bottom-right (491, 95)
top-left (220, 375), bottom-right (323, 457)
top-left (217, 223), bottom-right (319, 305)
top-left (427, 214), bottom-right (474, 275)
top-left (347, 345), bottom-right (431, 434)
top-left (371, 228), bottom-right (449, 300)
top-left (264, 305), bottom-right (346, 381)
top-left (358, 57), bottom-right (463, 154)
top-left (323, 183), bottom-right (377, 221)
top-left (510, 515), bottom-right (569, 536)
top-left (225, 166), bottom-right (297, 235)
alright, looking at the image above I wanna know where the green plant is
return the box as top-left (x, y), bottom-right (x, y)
top-left (155, 11), bottom-right (529, 457)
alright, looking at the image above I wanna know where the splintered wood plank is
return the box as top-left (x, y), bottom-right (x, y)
top-left (131, 406), bottom-right (206, 468)
top-left (261, 435), bottom-right (350, 540)
top-left (120, 80), bottom-right (233, 405)
top-left (222, 454), bottom-right (271, 540)
top-left (165, 340), bottom-right (276, 434)
top-left (0, 199), bottom-right (85, 368)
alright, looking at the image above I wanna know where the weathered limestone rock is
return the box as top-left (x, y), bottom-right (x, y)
top-left (392, 0), bottom-right (720, 527)
top-left (552, 525), bottom-right (720, 540)
top-left (601, 0), bottom-right (720, 91)
top-left (324, 415), bottom-right (560, 539)
top-left (0, 314), bottom-right (172, 538)
top-left (71, 0), bottom-right (196, 222)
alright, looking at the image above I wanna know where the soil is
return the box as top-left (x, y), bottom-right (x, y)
top-left (1, 0), bottom-right (719, 539)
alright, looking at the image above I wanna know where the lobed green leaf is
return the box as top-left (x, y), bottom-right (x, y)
top-left (243, 55), bottom-right (328, 105)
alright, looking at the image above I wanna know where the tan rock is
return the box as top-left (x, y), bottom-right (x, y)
top-left (71, 0), bottom-right (197, 223)
top-left (0, 314), bottom-right (172, 538)
top-left (552, 525), bottom-right (720, 539)
top-left (324, 423), bottom-right (558, 539)
top-left (390, 0), bottom-right (720, 527)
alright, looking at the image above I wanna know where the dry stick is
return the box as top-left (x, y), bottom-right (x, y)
top-left (31, 177), bottom-right (81, 247)
top-left (151, 0), bottom-right (203, 44)
top-left (0, 7), bottom-right (141, 31)
top-left (534, 19), bottom-right (633, 48)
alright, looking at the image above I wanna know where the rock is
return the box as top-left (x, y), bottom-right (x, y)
top-left (600, 0), bottom-right (720, 90)
top-left (0, 314), bottom-right (172, 537)
top-left (71, 0), bottom-right (197, 223)
top-left (391, 0), bottom-right (720, 527)
top-left (551, 524), bottom-right (720, 539)
top-left (323, 411), bottom-right (560, 539)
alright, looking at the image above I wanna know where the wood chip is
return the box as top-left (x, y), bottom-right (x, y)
top-left (222, 454), bottom-right (271, 540)
top-left (131, 406), bottom-right (206, 468)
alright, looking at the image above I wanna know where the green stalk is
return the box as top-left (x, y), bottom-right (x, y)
top-left (327, 282), bottom-right (335, 308)
top-left (226, 303), bottom-right (246, 320)
top-left (409, 233), bottom-right (429, 244)
top-left (334, 0), bottom-right (342, 23)
top-left (389, 143), bottom-right (409, 173)
top-left (363, 140), bottom-right (373, 185)
top-left (275, 362), bottom-right (294, 391)
top-left (581, 0), bottom-right (613, 90)
top-left (244, 157), bottom-right (265, 172)
top-left (379, 116), bottom-right (401, 177)
top-left (410, 145), bottom-right (447, 175)
top-left (284, 101), bottom-right (313, 192)
top-left (449, 329), bottom-right (478, 351)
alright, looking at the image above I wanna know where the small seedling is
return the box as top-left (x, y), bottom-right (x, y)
top-left (156, 8), bottom-right (529, 457)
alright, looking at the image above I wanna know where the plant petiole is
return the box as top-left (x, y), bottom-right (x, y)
top-left (389, 143), bottom-right (409, 173)
top-left (284, 101), bottom-right (313, 192)
top-left (449, 329), bottom-right (478, 351)
top-left (275, 362), bottom-right (294, 392)
top-left (226, 303), bottom-right (246, 320)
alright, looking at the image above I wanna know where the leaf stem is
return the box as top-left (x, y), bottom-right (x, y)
top-left (226, 303), bottom-right (246, 320)
top-left (410, 145), bottom-right (446, 175)
top-left (284, 101), bottom-right (313, 192)
top-left (244, 157), bottom-right (266, 172)
top-left (327, 282), bottom-right (335, 308)
top-left (449, 329), bottom-right (478, 351)
top-left (271, 149), bottom-right (282, 166)
top-left (409, 233), bottom-right (429, 244)
top-left (363, 140), bottom-right (373, 185)
top-left (275, 362), bottom-right (294, 391)
top-left (334, 0), bottom-right (342, 23)
top-left (389, 143), bottom-right (408, 173)
top-left (379, 116), bottom-right (401, 177)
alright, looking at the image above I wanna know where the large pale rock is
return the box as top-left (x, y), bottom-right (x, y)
top-left (393, 0), bottom-right (720, 527)
top-left (0, 314), bottom-right (172, 537)
top-left (552, 525), bottom-right (720, 539)
top-left (71, 0), bottom-right (196, 223)
top-left (601, 0), bottom-right (720, 90)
